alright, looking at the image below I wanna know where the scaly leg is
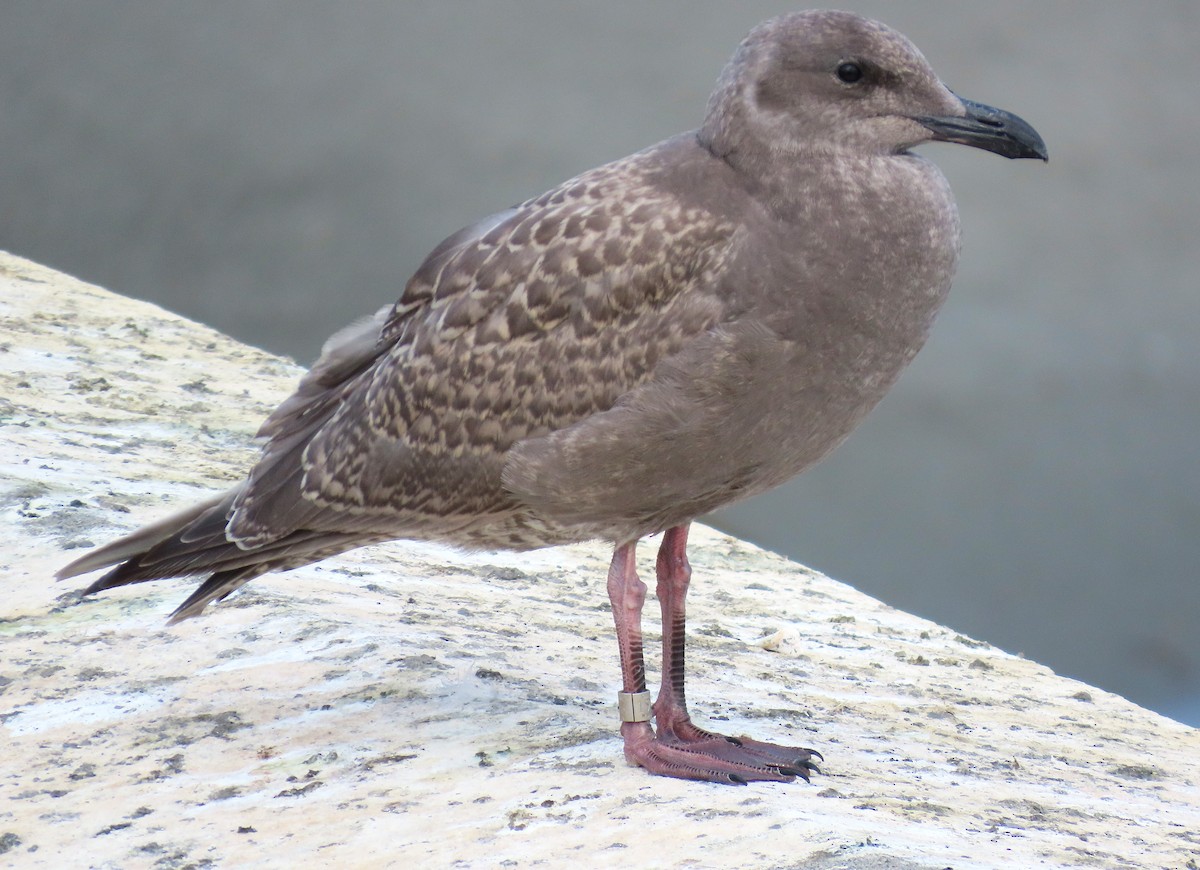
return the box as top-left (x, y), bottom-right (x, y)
top-left (606, 540), bottom-right (656, 757)
top-left (610, 525), bottom-right (822, 785)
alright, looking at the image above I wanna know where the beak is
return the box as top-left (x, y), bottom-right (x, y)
top-left (915, 96), bottom-right (1048, 161)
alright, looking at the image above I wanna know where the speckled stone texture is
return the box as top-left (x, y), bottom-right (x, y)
top-left (2, 251), bottom-right (1198, 868)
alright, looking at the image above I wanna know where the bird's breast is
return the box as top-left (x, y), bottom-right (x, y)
top-left (753, 153), bottom-right (959, 370)
top-left (712, 154), bottom-right (961, 485)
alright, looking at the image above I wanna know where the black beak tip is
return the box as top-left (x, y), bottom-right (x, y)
top-left (917, 96), bottom-right (1048, 163)
top-left (1012, 139), bottom-right (1049, 163)
top-left (1007, 117), bottom-right (1049, 163)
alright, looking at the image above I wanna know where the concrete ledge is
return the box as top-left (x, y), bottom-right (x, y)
top-left (2, 251), bottom-right (1198, 868)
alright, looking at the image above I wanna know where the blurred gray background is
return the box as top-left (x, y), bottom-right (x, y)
top-left (2, 2), bottom-right (1197, 725)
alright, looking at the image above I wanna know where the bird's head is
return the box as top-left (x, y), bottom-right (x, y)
top-left (700, 10), bottom-right (1047, 165)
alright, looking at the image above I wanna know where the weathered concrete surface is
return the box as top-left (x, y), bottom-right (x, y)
top-left (1, 250), bottom-right (1197, 869)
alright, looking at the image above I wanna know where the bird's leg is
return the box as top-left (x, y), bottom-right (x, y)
top-left (606, 540), bottom-right (656, 755)
top-left (612, 524), bottom-right (822, 784)
top-left (652, 523), bottom-right (711, 743)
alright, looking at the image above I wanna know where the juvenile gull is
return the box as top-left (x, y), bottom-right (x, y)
top-left (59, 11), bottom-right (1046, 784)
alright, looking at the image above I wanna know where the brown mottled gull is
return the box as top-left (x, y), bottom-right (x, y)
top-left (59, 10), bottom-right (1046, 784)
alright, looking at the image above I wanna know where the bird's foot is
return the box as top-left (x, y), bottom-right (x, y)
top-left (619, 721), bottom-right (822, 785)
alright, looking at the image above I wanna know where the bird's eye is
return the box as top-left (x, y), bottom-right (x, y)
top-left (836, 61), bottom-right (864, 84)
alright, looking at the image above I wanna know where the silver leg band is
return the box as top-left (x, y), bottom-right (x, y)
top-left (617, 690), bottom-right (653, 723)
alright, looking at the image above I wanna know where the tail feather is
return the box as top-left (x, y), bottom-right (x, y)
top-left (59, 487), bottom-right (376, 621)
top-left (166, 568), bottom-right (260, 625)
top-left (56, 306), bottom-right (403, 621)
top-left (85, 526), bottom-right (341, 593)
top-left (56, 489), bottom-right (236, 581)
top-left (162, 529), bottom-right (384, 624)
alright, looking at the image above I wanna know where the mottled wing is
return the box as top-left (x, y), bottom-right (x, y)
top-left (502, 319), bottom-right (804, 541)
top-left (227, 151), bottom-right (736, 547)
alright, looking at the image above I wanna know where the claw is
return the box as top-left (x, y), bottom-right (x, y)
top-left (778, 764), bottom-right (814, 782)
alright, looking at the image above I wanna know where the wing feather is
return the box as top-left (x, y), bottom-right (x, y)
top-left (228, 147), bottom-right (736, 547)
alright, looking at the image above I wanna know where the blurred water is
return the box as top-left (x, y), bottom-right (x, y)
top-left (2, 2), bottom-right (1196, 725)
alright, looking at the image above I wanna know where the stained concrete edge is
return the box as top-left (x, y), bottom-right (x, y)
top-left (1, 251), bottom-right (1197, 868)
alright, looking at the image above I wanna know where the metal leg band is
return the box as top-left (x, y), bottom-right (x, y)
top-left (617, 690), bottom-right (653, 723)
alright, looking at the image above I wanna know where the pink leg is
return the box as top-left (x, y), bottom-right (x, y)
top-left (609, 524), bottom-right (822, 785)
top-left (606, 540), bottom-right (657, 761)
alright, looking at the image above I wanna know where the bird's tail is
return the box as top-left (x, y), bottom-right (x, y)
top-left (57, 487), bottom-right (363, 623)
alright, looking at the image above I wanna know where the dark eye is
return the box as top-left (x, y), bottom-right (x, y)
top-left (836, 61), bottom-right (864, 84)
